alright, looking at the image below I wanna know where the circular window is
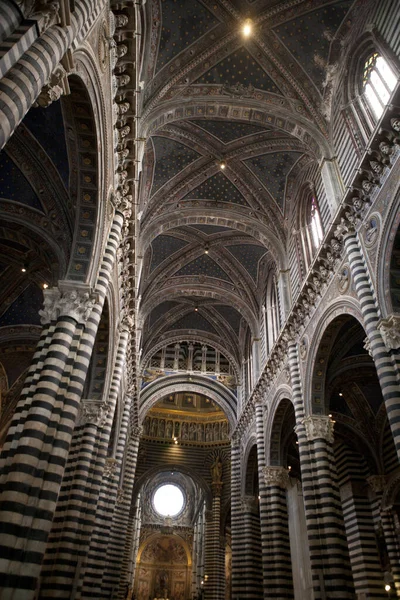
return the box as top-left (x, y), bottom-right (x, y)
top-left (153, 484), bottom-right (184, 517)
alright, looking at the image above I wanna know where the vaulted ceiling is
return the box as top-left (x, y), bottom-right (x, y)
top-left (137, 0), bottom-right (357, 368)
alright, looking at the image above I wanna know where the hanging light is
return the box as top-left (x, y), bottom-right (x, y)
top-left (242, 18), bottom-right (253, 38)
top-left (220, 161), bottom-right (226, 170)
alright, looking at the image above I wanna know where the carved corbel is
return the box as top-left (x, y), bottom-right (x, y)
top-left (35, 64), bottom-right (70, 108)
top-left (377, 315), bottom-right (400, 351)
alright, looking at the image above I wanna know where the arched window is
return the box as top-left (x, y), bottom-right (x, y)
top-left (362, 52), bottom-right (397, 120)
top-left (296, 188), bottom-right (324, 275)
top-left (342, 40), bottom-right (399, 155)
top-left (263, 272), bottom-right (281, 358)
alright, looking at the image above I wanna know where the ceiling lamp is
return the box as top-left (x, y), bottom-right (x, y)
top-left (242, 19), bottom-right (253, 38)
top-left (204, 244), bottom-right (209, 254)
top-left (220, 161), bottom-right (226, 170)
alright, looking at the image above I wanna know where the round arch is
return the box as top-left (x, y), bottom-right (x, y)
top-left (377, 181), bottom-right (400, 316)
top-left (139, 98), bottom-right (332, 159)
top-left (140, 335), bottom-right (241, 382)
top-left (303, 298), bottom-right (365, 417)
top-left (140, 284), bottom-right (259, 338)
top-left (64, 49), bottom-right (109, 287)
top-left (265, 390), bottom-right (294, 467)
top-left (136, 531), bottom-right (192, 567)
top-left (242, 434), bottom-right (258, 496)
top-left (139, 374), bottom-right (238, 431)
top-left (139, 208), bottom-right (286, 270)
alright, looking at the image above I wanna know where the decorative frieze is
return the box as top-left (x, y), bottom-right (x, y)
top-left (263, 466), bottom-right (290, 489)
top-left (301, 415), bottom-right (334, 443)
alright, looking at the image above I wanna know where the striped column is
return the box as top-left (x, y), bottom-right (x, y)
top-left (204, 483), bottom-right (224, 600)
top-left (288, 342), bottom-right (354, 597)
top-left (77, 327), bottom-right (132, 599)
top-left (367, 476), bottom-right (400, 597)
top-left (0, 0), bottom-right (107, 150)
top-left (240, 495), bottom-right (263, 599)
top-left (231, 437), bottom-right (245, 600)
top-left (298, 416), bottom-right (355, 599)
top-left (101, 408), bottom-right (139, 596)
top-left (114, 432), bottom-right (142, 600)
top-left (38, 398), bottom-right (113, 598)
top-left (381, 507), bottom-right (400, 596)
top-left (262, 467), bottom-right (294, 599)
top-left (343, 232), bottom-right (400, 460)
top-left (255, 398), bottom-right (271, 598)
top-left (336, 452), bottom-right (386, 599)
top-left (0, 211), bottom-right (125, 598)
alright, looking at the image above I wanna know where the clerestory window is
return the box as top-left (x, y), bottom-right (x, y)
top-left (362, 53), bottom-right (397, 120)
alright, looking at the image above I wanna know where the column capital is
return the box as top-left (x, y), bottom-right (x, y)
top-left (367, 475), bottom-right (386, 493)
top-left (104, 457), bottom-right (118, 479)
top-left (301, 415), bottom-right (334, 443)
top-left (39, 286), bottom-right (98, 325)
top-left (240, 495), bottom-right (259, 513)
top-left (78, 400), bottom-right (111, 428)
top-left (377, 314), bottom-right (400, 351)
top-left (263, 466), bottom-right (290, 489)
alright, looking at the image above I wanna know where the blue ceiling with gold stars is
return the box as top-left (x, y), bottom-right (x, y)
top-left (191, 120), bottom-right (271, 144)
top-left (189, 224), bottom-right (232, 235)
top-left (175, 254), bottom-right (232, 282)
top-left (0, 283), bottom-right (43, 326)
top-left (156, 0), bottom-right (220, 73)
top-left (23, 101), bottom-right (69, 189)
top-left (151, 136), bottom-right (200, 194)
top-left (183, 172), bottom-right (248, 206)
top-left (0, 152), bottom-right (44, 212)
top-left (245, 151), bottom-right (303, 211)
top-left (214, 305), bottom-right (242, 335)
top-left (196, 46), bottom-right (282, 94)
top-left (169, 311), bottom-right (217, 334)
top-left (149, 300), bottom-right (179, 326)
top-left (273, 1), bottom-right (353, 90)
top-left (226, 244), bottom-right (268, 282)
top-left (150, 234), bottom-right (188, 271)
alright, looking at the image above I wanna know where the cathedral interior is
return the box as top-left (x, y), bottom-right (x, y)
top-left (1, 0), bottom-right (400, 599)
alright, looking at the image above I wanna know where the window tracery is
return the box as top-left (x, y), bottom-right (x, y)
top-left (362, 53), bottom-right (396, 120)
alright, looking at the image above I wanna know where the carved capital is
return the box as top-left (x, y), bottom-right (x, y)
top-left (116, 487), bottom-right (125, 504)
top-left (302, 415), bottom-right (334, 443)
top-left (104, 457), bottom-right (118, 479)
top-left (39, 287), bottom-right (97, 325)
top-left (377, 315), bottom-right (400, 351)
top-left (78, 400), bottom-right (111, 428)
top-left (240, 495), bottom-right (259, 513)
top-left (367, 475), bottom-right (386, 493)
top-left (263, 466), bottom-right (290, 489)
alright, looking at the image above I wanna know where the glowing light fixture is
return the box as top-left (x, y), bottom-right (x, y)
top-left (242, 19), bottom-right (253, 38)
top-left (385, 584), bottom-right (391, 592)
top-left (220, 161), bottom-right (226, 170)
top-left (43, 283), bottom-right (49, 289)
